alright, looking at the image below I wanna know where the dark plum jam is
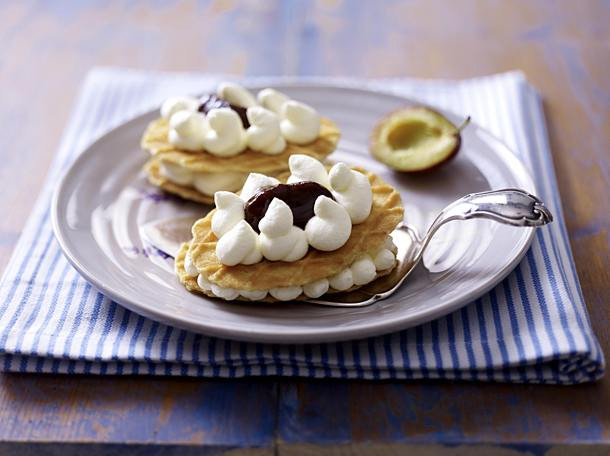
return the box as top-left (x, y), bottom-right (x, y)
top-left (198, 94), bottom-right (250, 128)
top-left (244, 182), bottom-right (334, 232)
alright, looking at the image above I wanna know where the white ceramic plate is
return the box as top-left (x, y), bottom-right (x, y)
top-left (52, 85), bottom-right (536, 343)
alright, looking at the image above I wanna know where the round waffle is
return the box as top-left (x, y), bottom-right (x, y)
top-left (181, 168), bottom-right (404, 293)
top-left (175, 241), bottom-right (396, 302)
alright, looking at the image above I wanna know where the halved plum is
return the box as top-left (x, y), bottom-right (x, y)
top-left (370, 106), bottom-right (469, 172)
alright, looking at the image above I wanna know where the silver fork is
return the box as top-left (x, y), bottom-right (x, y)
top-left (306, 188), bottom-right (553, 307)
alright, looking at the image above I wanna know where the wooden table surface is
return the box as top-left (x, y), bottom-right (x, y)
top-left (0, 1), bottom-right (608, 454)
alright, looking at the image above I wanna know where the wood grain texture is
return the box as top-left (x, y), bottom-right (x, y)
top-left (0, 0), bottom-right (608, 453)
top-left (0, 373), bottom-right (278, 452)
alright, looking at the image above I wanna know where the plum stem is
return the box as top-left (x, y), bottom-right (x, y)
top-left (457, 116), bottom-right (471, 132)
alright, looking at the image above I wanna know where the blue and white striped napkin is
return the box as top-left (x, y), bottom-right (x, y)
top-left (0, 68), bottom-right (604, 383)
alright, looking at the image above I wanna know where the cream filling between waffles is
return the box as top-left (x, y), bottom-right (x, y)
top-left (158, 160), bottom-right (248, 196)
top-left (211, 155), bottom-right (374, 265)
top-left (183, 236), bottom-right (397, 301)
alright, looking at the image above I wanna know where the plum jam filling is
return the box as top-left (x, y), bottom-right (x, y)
top-left (244, 182), bottom-right (334, 231)
top-left (198, 94), bottom-right (250, 128)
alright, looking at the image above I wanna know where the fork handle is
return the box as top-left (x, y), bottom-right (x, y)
top-left (414, 188), bottom-right (553, 263)
top-left (440, 188), bottom-right (553, 227)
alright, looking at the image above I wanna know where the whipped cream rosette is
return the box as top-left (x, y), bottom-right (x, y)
top-left (141, 83), bottom-right (340, 204)
top-left (176, 155), bottom-right (404, 302)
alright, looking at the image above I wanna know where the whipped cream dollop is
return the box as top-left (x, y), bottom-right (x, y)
top-left (257, 88), bottom-right (290, 114)
top-left (327, 245), bottom-right (395, 292)
top-left (192, 171), bottom-right (247, 196)
top-left (197, 272), bottom-right (210, 289)
top-left (190, 236), bottom-right (396, 301)
top-left (245, 107), bottom-right (286, 155)
top-left (350, 254), bottom-right (377, 285)
top-left (280, 100), bottom-right (321, 145)
top-left (161, 96), bottom-right (199, 119)
top-left (217, 82), bottom-right (257, 108)
top-left (374, 247), bottom-right (395, 271)
top-left (258, 88), bottom-right (321, 145)
top-left (211, 285), bottom-right (240, 301)
top-left (216, 220), bottom-right (262, 266)
top-left (159, 162), bottom-right (246, 195)
top-left (328, 268), bottom-right (353, 291)
top-left (159, 84), bottom-right (321, 155)
top-left (259, 198), bottom-right (308, 261)
top-left (305, 196), bottom-right (352, 251)
top-left (239, 173), bottom-right (280, 202)
top-left (239, 289), bottom-right (268, 300)
top-left (168, 110), bottom-right (207, 151)
top-left (286, 154), bottom-right (329, 187)
top-left (328, 254), bottom-right (377, 289)
top-left (269, 286), bottom-right (303, 301)
top-left (328, 163), bottom-right (373, 224)
top-left (184, 252), bottom-right (199, 277)
top-left (159, 161), bottom-right (194, 186)
top-left (202, 108), bottom-right (247, 157)
top-left (302, 278), bottom-right (329, 299)
top-left (212, 191), bottom-right (245, 237)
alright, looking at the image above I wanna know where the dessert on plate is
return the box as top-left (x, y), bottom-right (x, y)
top-left (141, 82), bottom-right (341, 204)
top-left (175, 154), bottom-right (404, 302)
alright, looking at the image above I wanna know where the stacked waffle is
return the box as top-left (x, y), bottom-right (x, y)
top-left (176, 155), bottom-right (404, 302)
top-left (140, 83), bottom-right (340, 204)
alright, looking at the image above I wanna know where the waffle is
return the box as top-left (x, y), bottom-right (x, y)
top-left (140, 116), bottom-right (340, 174)
top-left (181, 168), bottom-right (403, 294)
top-left (175, 241), bottom-right (395, 302)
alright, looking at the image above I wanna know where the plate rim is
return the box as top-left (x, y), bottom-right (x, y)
top-left (51, 83), bottom-right (537, 343)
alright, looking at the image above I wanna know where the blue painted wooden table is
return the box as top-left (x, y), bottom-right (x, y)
top-left (0, 1), bottom-right (608, 454)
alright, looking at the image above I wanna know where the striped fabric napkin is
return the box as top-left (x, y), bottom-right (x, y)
top-left (0, 68), bottom-right (604, 383)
